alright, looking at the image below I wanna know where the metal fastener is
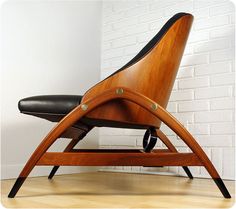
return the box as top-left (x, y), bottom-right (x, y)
top-left (151, 103), bottom-right (158, 110)
top-left (116, 88), bottom-right (124, 95)
top-left (81, 104), bottom-right (88, 111)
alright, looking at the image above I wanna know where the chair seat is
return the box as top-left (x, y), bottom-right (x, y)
top-left (18, 95), bottom-right (82, 114)
top-left (18, 95), bottom-right (148, 129)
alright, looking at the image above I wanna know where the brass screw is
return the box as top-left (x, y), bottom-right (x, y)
top-left (151, 103), bottom-right (158, 110)
top-left (116, 88), bottom-right (124, 95)
top-left (81, 104), bottom-right (88, 111)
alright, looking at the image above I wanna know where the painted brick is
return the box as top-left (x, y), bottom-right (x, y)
top-left (210, 25), bottom-right (234, 39)
top-left (124, 129), bottom-right (145, 136)
top-left (103, 30), bottom-right (123, 41)
top-left (195, 62), bottom-right (231, 76)
top-left (187, 123), bottom-right (210, 135)
top-left (210, 73), bottom-right (235, 86)
top-left (172, 112), bottom-right (194, 124)
top-left (166, 102), bottom-right (177, 113)
top-left (195, 110), bottom-right (233, 123)
top-left (137, 31), bottom-right (156, 43)
top-left (194, 0), bottom-right (227, 9)
top-left (195, 86), bottom-right (232, 99)
top-left (169, 90), bottom-right (194, 101)
top-left (149, 18), bottom-right (166, 31)
top-left (209, 2), bottom-right (234, 16)
top-left (124, 43), bottom-right (145, 55)
top-left (111, 56), bottom-right (131, 68)
top-left (112, 36), bottom-right (136, 48)
top-left (179, 77), bottom-right (209, 89)
top-left (211, 148), bottom-right (223, 176)
top-left (222, 148), bottom-right (235, 179)
top-left (103, 12), bottom-right (125, 24)
top-left (149, 0), bottom-right (179, 11)
top-left (194, 15), bottom-right (229, 30)
top-left (177, 67), bottom-right (194, 78)
top-left (139, 12), bottom-right (163, 23)
top-left (181, 54), bottom-right (209, 66)
top-left (210, 49), bottom-right (234, 62)
top-left (200, 147), bottom-right (212, 177)
top-left (195, 135), bottom-right (232, 147)
top-left (100, 136), bottom-right (136, 146)
top-left (113, 18), bottom-right (138, 30)
top-left (102, 42), bottom-right (112, 51)
top-left (164, 1), bottom-right (193, 16)
top-left (210, 123), bottom-right (235, 135)
top-left (125, 23), bottom-right (149, 36)
top-left (178, 100), bottom-right (209, 112)
top-left (102, 48), bottom-right (123, 60)
top-left (210, 98), bottom-right (235, 110)
top-left (230, 13), bottom-right (235, 24)
top-left (100, 128), bottom-right (124, 136)
top-left (194, 39), bottom-right (230, 53)
top-left (192, 7), bottom-right (209, 19)
top-left (184, 44), bottom-right (194, 55)
top-left (160, 124), bottom-right (175, 136)
top-left (188, 30), bottom-right (209, 43)
top-left (124, 6), bottom-right (147, 18)
top-left (112, 1), bottom-right (135, 12)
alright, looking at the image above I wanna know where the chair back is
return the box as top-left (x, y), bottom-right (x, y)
top-left (82, 13), bottom-right (194, 128)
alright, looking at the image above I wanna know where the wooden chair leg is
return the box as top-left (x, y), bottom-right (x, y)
top-left (156, 129), bottom-right (193, 179)
top-left (8, 104), bottom-right (93, 198)
top-left (8, 88), bottom-right (123, 198)
top-left (153, 108), bottom-right (231, 198)
top-left (48, 131), bottom-right (88, 179)
top-left (9, 87), bottom-right (231, 198)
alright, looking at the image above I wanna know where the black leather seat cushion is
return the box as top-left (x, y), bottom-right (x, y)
top-left (19, 95), bottom-right (82, 115)
top-left (18, 95), bottom-right (148, 129)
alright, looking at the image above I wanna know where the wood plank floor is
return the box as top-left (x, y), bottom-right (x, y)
top-left (1, 172), bottom-right (235, 208)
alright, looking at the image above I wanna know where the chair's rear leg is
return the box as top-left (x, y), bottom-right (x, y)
top-left (182, 166), bottom-right (193, 179)
top-left (156, 129), bottom-right (193, 179)
top-left (48, 131), bottom-right (88, 179)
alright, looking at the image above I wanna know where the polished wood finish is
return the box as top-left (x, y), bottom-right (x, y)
top-left (9, 13), bottom-right (231, 198)
top-left (82, 14), bottom-right (193, 128)
top-left (9, 86), bottom-right (231, 198)
top-left (37, 152), bottom-right (202, 166)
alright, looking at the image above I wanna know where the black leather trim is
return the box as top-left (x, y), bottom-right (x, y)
top-left (83, 12), bottom-right (191, 97)
top-left (18, 95), bottom-right (82, 114)
top-left (108, 12), bottom-right (190, 77)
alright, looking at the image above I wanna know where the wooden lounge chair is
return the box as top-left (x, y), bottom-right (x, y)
top-left (8, 13), bottom-right (231, 198)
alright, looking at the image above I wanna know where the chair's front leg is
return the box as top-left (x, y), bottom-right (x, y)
top-left (8, 104), bottom-right (93, 198)
top-left (8, 87), bottom-right (129, 198)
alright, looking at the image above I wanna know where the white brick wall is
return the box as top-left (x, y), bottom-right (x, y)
top-left (100, 0), bottom-right (235, 180)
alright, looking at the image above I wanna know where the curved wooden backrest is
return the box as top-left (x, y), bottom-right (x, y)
top-left (82, 13), bottom-right (194, 128)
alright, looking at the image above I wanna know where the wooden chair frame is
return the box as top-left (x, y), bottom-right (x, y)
top-left (8, 13), bottom-right (231, 199)
top-left (8, 87), bottom-right (231, 198)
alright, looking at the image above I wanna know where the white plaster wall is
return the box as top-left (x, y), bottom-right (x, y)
top-left (1, 0), bottom-right (102, 179)
top-left (100, 0), bottom-right (235, 180)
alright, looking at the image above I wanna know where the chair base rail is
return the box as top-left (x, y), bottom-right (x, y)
top-left (37, 149), bottom-right (203, 166)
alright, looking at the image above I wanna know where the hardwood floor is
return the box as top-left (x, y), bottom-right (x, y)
top-left (1, 171), bottom-right (235, 208)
